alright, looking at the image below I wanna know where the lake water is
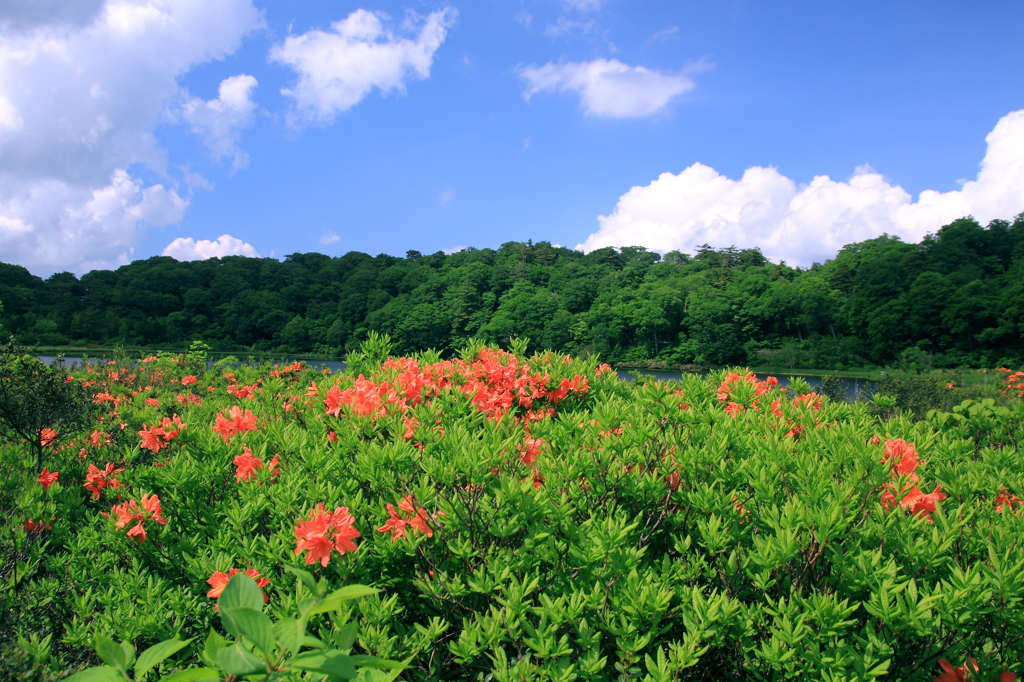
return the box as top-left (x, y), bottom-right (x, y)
top-left (37, 357), bottom-right (874, 401)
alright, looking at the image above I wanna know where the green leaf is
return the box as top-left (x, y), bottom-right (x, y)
top-left (220, 608), bottom-right (275, 655)
top-left (273, 617), bottom-right (306, 654)
top-left (199, 631), bottom-right (225, 668)
top-left (307, 585), bottom-right (378, 616)
top-left (65, 666), bottom-right (125, 682)
top-left (349, 655), bottom-right (407, 670)
top-left (218, 574), bottom-right (264, 613)
top-left (285, 566), bottom-right (319, 595)
top-left (216, 644), bottom-right (266, 677)
top-left (332, 622), bottom-right (357, 651)
top-left (121, 642), bottom-right (136, 670)
top-left (96, 635), bottom-right (128, 675)
top-left (157, 668), bottom-right (221, 682)
top-left (135, 638), bottom-right (193, 681)
top-left (290, 651), bottom-right (357, 679)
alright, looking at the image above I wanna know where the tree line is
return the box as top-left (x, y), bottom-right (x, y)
top-left (1, 214), bottom-right (1022, 369)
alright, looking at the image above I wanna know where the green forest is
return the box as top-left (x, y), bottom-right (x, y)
top-left (1, 214), bottom-right (1023, 369)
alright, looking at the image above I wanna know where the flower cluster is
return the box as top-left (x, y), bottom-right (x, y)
top-left (207, 568), bottom-right (271, 601)
top-left (321, 349), bottom-right (591, 425)
top-left (40, 428), bottom-right (58, 447)
top-left (84, 462), bottom-right (125, 500)
top-left (233, 446), bottom-right (279, 483)
top-left (294, 504), bottom-right (360, 567)
top-left (377, 495), bottom-right (440, 540)
top-left (212, 405), bottom-right (259, 442)
top-left (138, 415), bottom-right (184, 453)
top-left (994, 488), bottom-right (1024, 513)
top-left (879, 439), bottom-right (946, 520)
top-left (38, 467), bottom-right (59, 490)
top-left (997, 367), bottom-right (1024, 398)
top-left (23, 518), bottom-right (53, 533)
top-left (717, 371), bottom-right (778, 402)
top-left (109, 494), bottom-right (168, 542)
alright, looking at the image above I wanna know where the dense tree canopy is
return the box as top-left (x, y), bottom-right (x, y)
top-left (2, 215), bottom-right (1023, 368)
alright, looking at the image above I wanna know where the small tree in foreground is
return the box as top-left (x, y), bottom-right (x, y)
top-left (0, 338), bottom-right (94, 472)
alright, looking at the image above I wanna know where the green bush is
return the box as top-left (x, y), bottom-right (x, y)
top-left (2, 344), bottom-right (1022, 681)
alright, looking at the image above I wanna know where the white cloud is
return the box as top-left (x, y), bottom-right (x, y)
top-left (443, 245), bottom-right (466, 255)
top-left (269, 8), bottom-right (456, 126)
top-left (0, 0), bottom-right (263, 273)
top-left (162, 233), bottom-right (259, 261)
top-left (438, 188), bottom-right (455, 206)
top-left (646, 26), bottom-right (679, 45)
top-left (179, 74), bottom-right (258, 170)
top-left (0, 169), bottom-right (187, 273)
top-left (519, 59), bottom-right (693, 118)
top-left (577, 109), bottom-right (1024, 265)
top-left (563, 0), bottom-right (608, 11)
top-left (320, 230), bottom-right (340, 245)
top-left (543, 17), bottom-right (599, 39)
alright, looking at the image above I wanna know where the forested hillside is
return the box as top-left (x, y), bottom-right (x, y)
top-left (1, 215), bottom-right (1022, 369)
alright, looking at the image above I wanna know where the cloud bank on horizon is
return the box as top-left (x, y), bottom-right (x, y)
top-left (163, 234), bottom-right (259, 261)
top-left (578, 110), bottom-right (1024, 265)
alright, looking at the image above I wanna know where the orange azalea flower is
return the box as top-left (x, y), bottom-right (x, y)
top-left (294, 504), bottom-right (360, 567)
top-left (377, 495), bottom-right (437, 540)
top-left (207, 568), bottom-right (270, 600)
top-left (233, 446), bottom-right (275, 483)
top-left (994, 488), bottom-right (1024, 513)
top-left (402, 415), bottom-right (419, 440)
top-left (899, 485), bottom-right (946, 520)
top-left (139, 425), bottom-right (166, 452)
top-left (935, 658), bottom-right (979, 682)
top-left (886, 441), bottom-right (922, 481)
top-left (180, 375), bottom-right (197, 385)
top-left (305, 381), bottom-right (319, 397)
top-left (213, 406), bottom-right (258, 442)
top-left (110, 494), bottom-right (168, 542)
top-left (38, 467), bottom-right (59, 490)
top-left (724, 401), bottom-right (744, 418)
top-left (519, 437), bottom-right (543, 466)
top-left (24, 518), bottom-right (52, 533)
top-left (40, 428), bottom-right (58, 447)
top-left (377, 504), bottom-right (409, 540)
top-left (84, 462), bottom-right (125, 500)
top-left (144, 398), bottom-right (159, 407)
top-left (792, 392), bottom-right (822, 411)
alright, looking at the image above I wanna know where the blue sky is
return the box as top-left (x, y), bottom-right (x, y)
top-left (1, 0), bottom-right (1023, 275)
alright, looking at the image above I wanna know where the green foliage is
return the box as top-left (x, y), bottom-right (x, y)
top-left (874, 369), bottom-right (992, 420)
top-left (2, 214), bottom-right (1023, 368)
top-left (2, 350), bottom-right (1023, 681)
top-left (65, 574), bottom-right (401, 682)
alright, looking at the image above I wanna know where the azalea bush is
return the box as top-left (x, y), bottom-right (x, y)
top-left (2, 340), bottom-right (1023, 681)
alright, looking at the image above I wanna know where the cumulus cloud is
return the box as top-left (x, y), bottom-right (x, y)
top-left (577, 109), bottom-right (1024, 265)
top-left (269, 8), bottom-right (456, 126)
top-left (320, 230), bottom-right (340, 245)
top-left (0, 0), bottom-right (263, 273)
top-left (562, 0), bottom-right (608, 11)
top-left (438, 188), bottom-right (455, 206)
top-left (179, 74), bottom-right (259, 170)
top-left (519, 59), bottom-right (693, 118)
top-left (162, 233), bottom-right (259, 261)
